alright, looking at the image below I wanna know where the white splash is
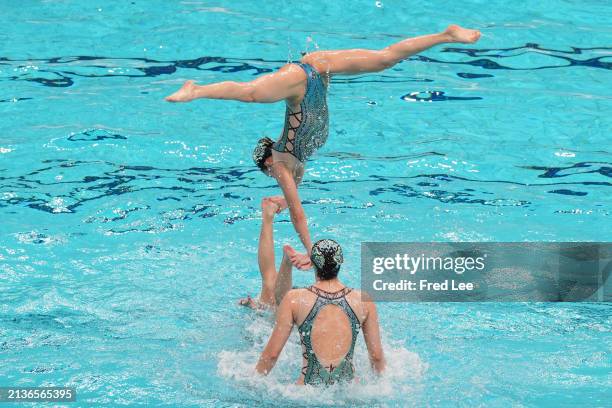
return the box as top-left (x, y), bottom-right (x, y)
top-left (48, 197), bottom-right (70, 213)
top-left (217, 313), bottom-right (426, 405)
top-left (554, 151), bottom-right (576, 158)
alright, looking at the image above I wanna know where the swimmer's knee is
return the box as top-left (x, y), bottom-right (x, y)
top-left (379, 50), bottom-right (399, 70)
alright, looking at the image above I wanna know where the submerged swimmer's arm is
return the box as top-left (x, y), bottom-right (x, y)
top-left (165, 64), bottom-right (306, 103)
top-left (361, 293), bottom-right (386, 373)
top-left (303, 25), bottom-right (481, 75)
top-left (255, 291), bottom-right (296, 375)
top-left (273, 164), bottom-right (312, 268)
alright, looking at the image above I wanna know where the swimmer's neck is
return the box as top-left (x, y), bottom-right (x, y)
top-left (312, 278), bottom-right (344, 290)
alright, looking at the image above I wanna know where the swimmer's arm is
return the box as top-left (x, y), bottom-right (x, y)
top-left (255, 292), bottom-right (295, 375)
top-left (362, 294), bottom-right (386, 373)
top-left (303, 32), bottom-right (453, 75)
top-left (180, 64), bottom-right (305, 103)
top-left (273, 164), bottom-right (312, 266)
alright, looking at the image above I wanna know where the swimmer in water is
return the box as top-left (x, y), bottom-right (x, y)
top-left (254, 238), bottom-right (386, 386)
top-left (166, 25), bottom-right (481, 269)
top-left (236, 198), bottom-right (385, 385)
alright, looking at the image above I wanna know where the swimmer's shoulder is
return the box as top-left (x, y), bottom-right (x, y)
top-left (347, 288), bottom-right (368, 300)
top-left (286, 287), bottom-right (312, 300)
top-left (283, 288), bottom-right (316, 318)
top-left (280, 287), bottom-right (309, 305)
top-left (346, 288), bottom-right (375, 322)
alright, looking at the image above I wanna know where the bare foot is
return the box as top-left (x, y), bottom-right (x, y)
top-left (238, 295), bottom-right (259, 309)
top-left (444, 24), bottom-right (481, 44)
top-left (283, 244), bottom-right (312, 270)
top-left (283, 244), bottom-right (297, 258)
top-left (239, 295), bottom-right (275, 310)
top-left (165, 80), bottom-right (197, 102)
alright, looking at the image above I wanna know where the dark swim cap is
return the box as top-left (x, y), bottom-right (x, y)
top-left (252, 137), bottom-right (274, 172)
top-left (311, 239), bottom-right (344, 280)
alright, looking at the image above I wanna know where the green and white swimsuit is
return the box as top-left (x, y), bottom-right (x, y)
top-left (272, 62), bottom-right (329, 163)
top-left (298, 286), bottom-right (361, 386)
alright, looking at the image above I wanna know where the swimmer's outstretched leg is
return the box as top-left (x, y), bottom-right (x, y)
top-left (303, 24), bottom-right (481, 75)
top-left (274, 251), bottom-right (293, 305)
top-left (239, 198), bottom-right (285, 309)
top-left (165, 63), bottom-right (307, 103)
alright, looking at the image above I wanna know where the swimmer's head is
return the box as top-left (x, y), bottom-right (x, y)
top-left (253, 137), bottom-right (274, 175)
top-left (311, 239), bottom-right (344, 280)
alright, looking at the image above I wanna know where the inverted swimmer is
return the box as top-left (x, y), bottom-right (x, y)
top-left (237, 200), bottom-right (386, 385)
top-left (166, 25), bottom-right (481, 268)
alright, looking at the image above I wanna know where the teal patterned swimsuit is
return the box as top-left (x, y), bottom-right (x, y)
top-left (272, 62), bottom-right (329, 163)
top-left (298, 286), bottom-right (361, 386)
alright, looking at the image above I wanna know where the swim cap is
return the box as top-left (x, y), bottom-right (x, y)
top-left (310, 239), bottom-right (344, 276)
top-left (252, 137), bottom-right (274, 172)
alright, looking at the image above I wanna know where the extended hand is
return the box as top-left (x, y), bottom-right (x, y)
top-left (267, 196), bottom-right (288, 212)
top-left (261, 197), bottom-right (281, 220)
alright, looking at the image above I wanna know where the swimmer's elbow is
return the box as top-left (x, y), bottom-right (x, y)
top-left (378, 49), bottom-right (399, 70)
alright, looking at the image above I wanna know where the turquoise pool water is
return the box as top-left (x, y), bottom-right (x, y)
top-left (1, 0), bottom-right (611, 406)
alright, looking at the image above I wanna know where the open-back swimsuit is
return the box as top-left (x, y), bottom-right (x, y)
top-left (298, 286), bottom-right (361, 386)
top-left (272, 62), bottom-right (329, 163)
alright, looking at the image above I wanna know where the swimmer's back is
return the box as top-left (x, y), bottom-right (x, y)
top-left (290, 287), bottom-right (367, 326)
top-left (286, 286), bottom-right (368, 385)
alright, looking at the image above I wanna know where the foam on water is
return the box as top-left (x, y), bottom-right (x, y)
top-left (217, 312), bottom-right (427, 406)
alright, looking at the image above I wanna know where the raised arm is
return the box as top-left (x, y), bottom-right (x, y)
top-left (165, 63), bottom-right (306, 103)
top-left (362, 295), bottom-right (386, 374)
top-left (272, 163), bottom-right (312, 269)
top-left (303, 24), bottom-right (481, 76)
top-left (255, 291), bottom-right (295, 375)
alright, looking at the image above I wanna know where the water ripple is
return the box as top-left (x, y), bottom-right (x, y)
top-left (1, 156), bottom-right (609, 217)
